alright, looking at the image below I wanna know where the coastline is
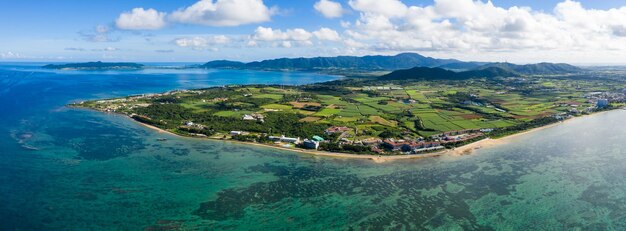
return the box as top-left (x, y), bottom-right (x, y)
top-left (133, 117), bottom-right (446, 163)
top-left (131, 110), bottom-right (617, 163)
top-left (446, 110), bottom-right (616, 156)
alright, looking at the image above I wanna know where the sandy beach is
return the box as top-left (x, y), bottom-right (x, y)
top-left (447, 110), bottom-right (615, 156)
top-left (132, 110), bottom-right (616, 163)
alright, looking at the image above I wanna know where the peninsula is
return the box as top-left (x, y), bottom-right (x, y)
top-left (72, 60), bottom-right (626, 159)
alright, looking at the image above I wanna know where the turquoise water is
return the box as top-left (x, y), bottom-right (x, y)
top-left (1, 64), bottom-right (626, 230)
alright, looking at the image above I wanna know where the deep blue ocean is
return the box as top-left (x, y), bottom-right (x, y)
top-left (1, 63), bottom-right (626, 230)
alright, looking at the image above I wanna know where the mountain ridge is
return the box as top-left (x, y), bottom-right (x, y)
top-left (201, 53), bottom-right (464, 71)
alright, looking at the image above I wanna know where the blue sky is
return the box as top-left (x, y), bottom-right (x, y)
top-left (1, 0), bottom-right (626, 64)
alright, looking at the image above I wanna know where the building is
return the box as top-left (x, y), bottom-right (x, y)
top-left (268, 135), bottom-right (300, 143)
top-left (242, 113), bottom-right (265, 122)
top-left (312, 136), bottom-right (325, 142)
top-left (382, 139), bottom-right (405, 151)
top-left (303, 139), bottom-right (320, 149)
top-left (401, 142), bottom-right (423, 152)
top-left (324, 126), bottom-right (351, 135)
top-left (230, 131), bottom-right (242, 136)
top-left (268, 136), bottom-right (281, 141)
top-left (597, 99), bottom-right (609, 108)
top-left (280, 136), bottom-right (300, 143)
top-left (402, 141), bottom-right (443, 153)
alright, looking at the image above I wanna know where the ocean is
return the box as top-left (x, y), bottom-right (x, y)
top-left (1, 64), bottom-right (625, 230)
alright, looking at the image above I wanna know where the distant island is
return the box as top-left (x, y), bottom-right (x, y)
top-left (72, 58), bottom-right (624, 159)
top-left (199, 53), bottom-right (584, 75)
top-left (43, 61), bottom-right (144, 70)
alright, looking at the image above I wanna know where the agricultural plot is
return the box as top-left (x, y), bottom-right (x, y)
top-left (405, 90), bottom-right (429, 102)
top-left (314, 108), bottom-right (341, 117)
top-left (252, 93), bottom-right (283, 100)
top-left (261, 104), bottom-right (293, 110)
top-left (369, 116), bottom-right (398, 127)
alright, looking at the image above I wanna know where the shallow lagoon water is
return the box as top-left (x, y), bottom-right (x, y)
top-left (1, 64), bottom-right (625, 230)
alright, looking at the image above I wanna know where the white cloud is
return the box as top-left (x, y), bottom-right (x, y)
top-left (252, 27), bottom-right (312, 41)
top-left (250, 27), bottom-right (342, 48)
top-left (313, 28), bottom-right (341, 41)
top-left (174, 35), bottom-right (231, 50)
top-left (252, 27), bottom-right (288, 41)
top-left (116, 8), bottom-right (167, 30)
top-left (170, 0), bottom-right (272, 26)
top-left (348, 0), bottom-right (408, 18)
top-left (314, 0), bottom-right (344, 18)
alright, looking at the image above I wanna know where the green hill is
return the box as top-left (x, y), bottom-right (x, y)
top-left (379, 66), bottom-right (519, 80)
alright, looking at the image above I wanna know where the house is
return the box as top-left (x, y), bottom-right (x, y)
top-left (303, 139), bottom-right (320, 149)
top-left (230, 131), bottom-right (243, 136)
top-left (186, 121), bottom-right (194, 126)
top-left (324, 126), bottom-right (351, 135)
top-left (242, 114), bottom-right (255, 120)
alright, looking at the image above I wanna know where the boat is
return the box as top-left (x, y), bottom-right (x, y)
top-left (157, 138), bottom-right (168, 141)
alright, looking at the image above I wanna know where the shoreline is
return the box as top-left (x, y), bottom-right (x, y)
top-left (130, 110), bottom-right (617, 163)
top-left (134, 117), bottom-right (447, 163)
top-left (446, 110), bottom-right (616, 156)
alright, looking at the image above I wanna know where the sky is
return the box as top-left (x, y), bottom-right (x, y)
top-left (1, 0), bottom-right (626, 64)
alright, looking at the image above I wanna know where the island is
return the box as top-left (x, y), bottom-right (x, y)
top-left (43, 61), bottom-right (144, 70)
top-left (199, 52), bottom-right (583, 74)
top-left (72, 63), bottom-right (626, 159)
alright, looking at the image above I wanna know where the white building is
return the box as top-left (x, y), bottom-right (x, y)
top-left (280, 136), bottom-right (300, 143)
